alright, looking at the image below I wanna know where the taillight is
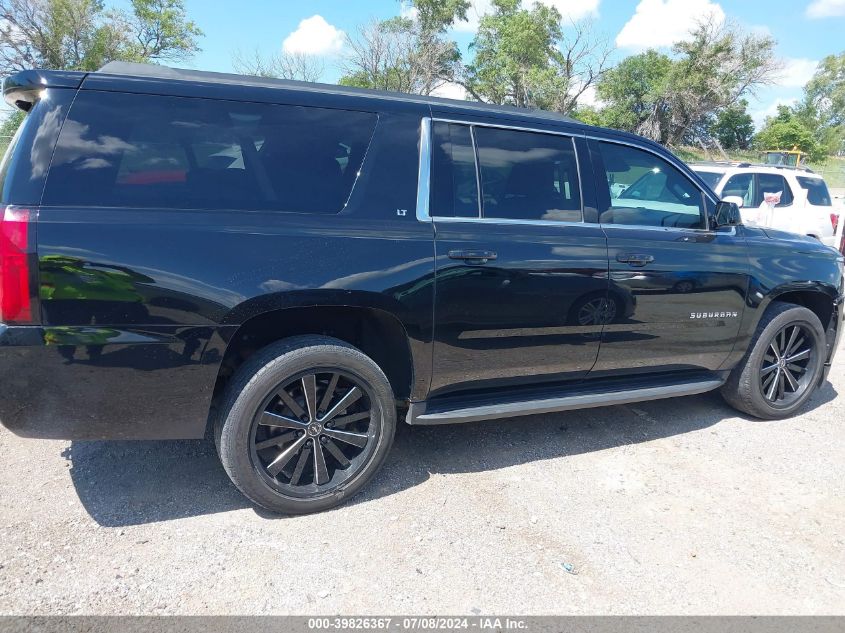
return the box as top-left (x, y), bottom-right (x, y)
top-left (0, 206), bottom-right (33, 322)
top-left (831, 213), bottom-right (839, 233)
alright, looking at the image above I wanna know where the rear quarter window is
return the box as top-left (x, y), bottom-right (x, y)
top-left (796, 176), bottom-right (832, 206)
top-left (43, 91), bottom-right (378, 213)
top-left (0, 90), bottom-right (75, 205)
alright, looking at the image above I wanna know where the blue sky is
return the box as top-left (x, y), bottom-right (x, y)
top-left (174, 0), bottom-right (844, 129)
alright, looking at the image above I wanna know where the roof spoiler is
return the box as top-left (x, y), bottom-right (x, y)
top-left (3, 69), bottom-right (85, 111)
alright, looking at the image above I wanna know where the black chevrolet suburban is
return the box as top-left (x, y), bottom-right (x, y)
top-left (1, 62), bottom-right (842, 514)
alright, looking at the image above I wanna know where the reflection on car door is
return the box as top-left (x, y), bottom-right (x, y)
top-left (426, 120), bottom-right (610, 397)
top-left (587, 138), bottom-right (750, 378)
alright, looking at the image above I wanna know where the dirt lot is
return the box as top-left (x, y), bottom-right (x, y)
top-left (0, 343), bottom-right (843, 615)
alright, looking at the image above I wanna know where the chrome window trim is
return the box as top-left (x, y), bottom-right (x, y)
top-left (468, 124), bottom-right (483, 217)
top-left (599, 222), bottom-right (737, 236)
top-left (415, 118), bottom-right (725, 231)
top-left (584, 133), bottom-right (719, 206)
top-left (417, 116), bottom-right (586, 226)
top-left (415, 116), bottom-right (431, 223)
top-left (427, 216), bottom-right (594, 228)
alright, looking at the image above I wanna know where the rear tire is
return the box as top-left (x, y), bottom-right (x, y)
top-left (721, 302), bottom-right (826, 419)
top-left (215, 335), bottom-right (396, 514)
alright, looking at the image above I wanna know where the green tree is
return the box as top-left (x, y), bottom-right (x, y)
top-left (595, 50), bottom-right (672, 135)
top-left (753, 105), bottom-right (824, 162)
top-left (0, 109), bottom-right (24, 153)
top-left (801, 52), bottom-right (845, 155)
top-left (594, 18), bottom-right (777, 146)
top-left (708, 99), bottom-right (755, 149)
top-left (461, 0), bottom-right (611, 113)
top-left (0, 0), bottom-right (202, 75)
top-left (338, 0), bottom-right (468, 95)
top-left (804, 52), bottom-right (845, 128)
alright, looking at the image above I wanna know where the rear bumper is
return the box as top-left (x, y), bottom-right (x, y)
top-left (0, 324), bottom-right (224, 440)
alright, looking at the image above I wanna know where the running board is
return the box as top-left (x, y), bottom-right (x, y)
top-left (406, 376), bottom-right (725, 425)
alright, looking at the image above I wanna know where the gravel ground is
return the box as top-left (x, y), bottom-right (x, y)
top-left (0, 342), bottom-right (843, 616)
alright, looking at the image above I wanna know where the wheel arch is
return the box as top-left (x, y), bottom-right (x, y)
top-left (209, 301), bottom-right (418, 434)
top-left (763, 284), bottom-right (838, 331)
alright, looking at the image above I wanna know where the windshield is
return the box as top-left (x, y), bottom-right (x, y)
top-left (691, 169), bottom-right (724, 191)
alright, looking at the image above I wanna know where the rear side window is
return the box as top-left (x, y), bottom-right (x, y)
top-left (43, 91), bottom-right (377, 213)
top-left (430, 122), bottom-right (479, 217)
top-left (796, 176), bottom-right (832, 206)
top-left (755, 173), bottom-right (793, 207)
top-left (474, 127), bottom-right (582, 222)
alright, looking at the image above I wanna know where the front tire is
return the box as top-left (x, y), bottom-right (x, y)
top-left (215, 336), bottom-right (396, 514)
top-left (721, 302), bottom-right (826, 419)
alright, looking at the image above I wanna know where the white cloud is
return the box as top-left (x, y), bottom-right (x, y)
top-left (539, 0), bottom-right (601, 21)
top-left (578, 84), bottom-right (600, 107)
top-left (399, 1), bottom-right (418, 20)
top-left (282, 15), bottom-right (345, 55)
top-left (453, 0), bottom-right (495, 33)
top-left (452, 0), bottom-right (599, 33)
top-left (777, 58), bottom-right (819, 88)
top-left (431, 82), bottom-right (467, 100)
top-left (806, 0), bottom-right (845, 18)
top-left (615, 0), bottom-right (725, 50)
top-left (751, 97), bottom-right (797, 128)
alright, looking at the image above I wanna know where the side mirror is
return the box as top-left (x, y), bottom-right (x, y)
top-left (722, 195), bottom-right (744, 209)
top-left (712, 200), bottom-right (742, 228)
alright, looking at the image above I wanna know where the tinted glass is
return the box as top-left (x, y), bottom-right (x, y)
top-left (722, 173), bottom-right (755, 208)
top-left (692, 169), bottom-right (724, 190)
top-left (43, 91), bottom-right (377, 213)
top-left (797, 176), bottom-right (832, 206)
top-left (756, 173), bottom-right (793, 207)
top-left (0, 108), bottom-right (30, 203)
top-left (474, 127), bottom-right (582, 222)
top-left (599, 142), bottom-right (704, 229)
top-left (430, 122), bottom-right (479, 217)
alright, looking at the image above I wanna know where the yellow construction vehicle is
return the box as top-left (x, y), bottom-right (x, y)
top-left (761, 146), bottom-right (806, 167)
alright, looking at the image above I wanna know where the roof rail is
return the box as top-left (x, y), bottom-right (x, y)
top-left (93, 61), bottom-right (584, 124)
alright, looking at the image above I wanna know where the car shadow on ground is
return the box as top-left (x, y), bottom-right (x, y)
top-left (64, 381), bottom-right (839, 527)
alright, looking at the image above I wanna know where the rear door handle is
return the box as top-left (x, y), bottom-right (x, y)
top-left (448, 249), bottom-right (497, 264)
top-left (616, 253), bottom-right (654, 267)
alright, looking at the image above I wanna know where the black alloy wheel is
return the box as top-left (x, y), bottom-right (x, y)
top-left (215, 336), bottom-right (396, 514)
top-left (759, 323), bottom-right (815, 406)
top-left (250, 369), bottom-right (377, 496)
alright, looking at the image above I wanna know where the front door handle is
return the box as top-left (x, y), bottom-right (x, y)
top-left (448, 249), bottom-right (497, 264)
top-left (616, 253), bottom-right (654, 267)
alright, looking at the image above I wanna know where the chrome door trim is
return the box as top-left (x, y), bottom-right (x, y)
top-left (415, 116), bottom-right (432, 223)
top-left (416, 116), bottom-right (587, 226)
top-left (414, 117), bottom-right (725, 230)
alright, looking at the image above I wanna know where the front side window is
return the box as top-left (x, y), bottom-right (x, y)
top-left (756, 173), bottom-right (793, 207)
top-left (43, 92), bottom-right (377, 213)
top-left (796, 176), bottom-right (831, 206)
top-left (599, 142), bottom-right (705, 229)
top-left (474, 127), bottom-right (582, 222)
